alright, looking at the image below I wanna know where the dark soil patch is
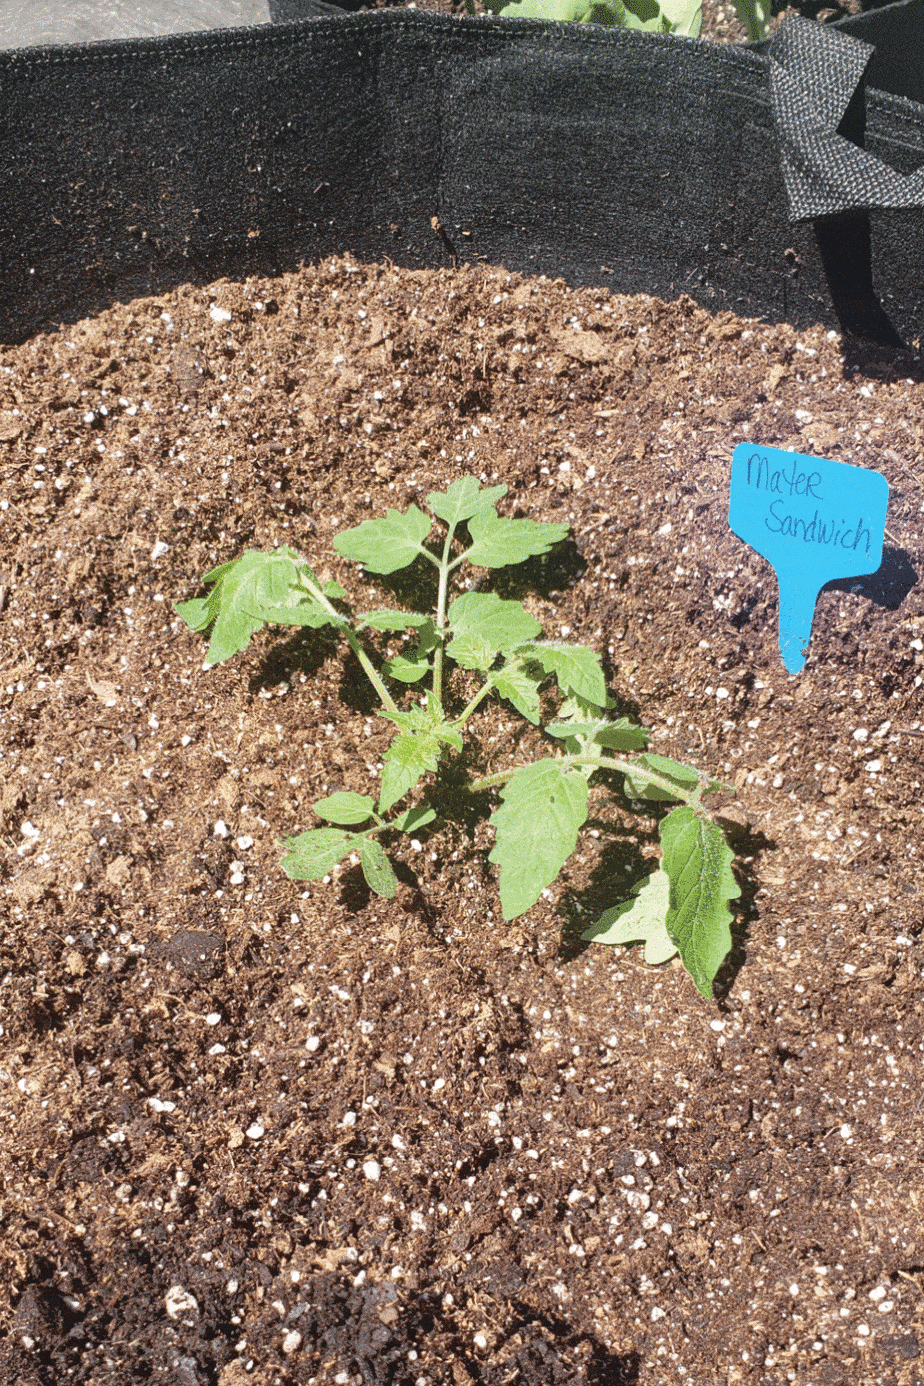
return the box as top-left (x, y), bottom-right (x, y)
top-left (1, 257), bottom-right (923, 1385)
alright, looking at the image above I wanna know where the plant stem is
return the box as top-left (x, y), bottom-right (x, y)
top-left (469, 752), bottom-right (705, 805)
top-left (446, 548), bottom-right (471, 574)
top-left (569, 752), bottom-right (704, 803)
top-left (452, 678), bottom-right (495, 729)
top-left (302, 574), bottom-right (400, 715)
top-left (342, 628), bottom-right (401, 715)
top-left (432, 522), bottom-right (457, 707)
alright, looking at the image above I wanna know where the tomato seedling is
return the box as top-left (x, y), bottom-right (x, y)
top-left (176, 477), bottom-right (741, 997)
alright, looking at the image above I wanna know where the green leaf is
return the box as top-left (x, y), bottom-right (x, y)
top-left (491, 658), bottom-right (543, 725)
top-left (313, 792), bottom-right (376, 826)
top-left (444, 632), bottom-right (496, 673)
top-left (464, 510), bottom-right (570, 569)
top-left (559, 690), bottom-right (617, 720)
top-left (391, 805), bottom-right (437, 834)
top-left (544, 712), bottom-right (648, 780)
top-left (731, 0), bottom-right (768, 41)
top-left (384, 654), bottom-right (431, 684)
top-left (426, 477), bottom-right (508, 526)
top-left (545, 716), bottom-right (649, 752)
top-left (482, 0), bottom-right (606, 19)
top-left (581, 870), bottom-right (678, 965)
top-left (383, 618), bottom-right (440, 684)
top-left (379, 730), bottom-right (442, 814)
top-left (359, 838), bottom-right (398, 898)
top-left (659, 807), bottom-right (739, 999)
top-left (334, 506), bottom-right (432, 574)
top-left (615, 0), bottom-right (699, 32)
top-left (489, 759), bottom-right (588, 920)
top-left (435, 725), bottom-right (464, 754)
top-left (378, 701), bottom-right (448, 735)
top-left (517, 641), bottom-right (607, 708)
top-left (359, 609), bottom-right (431, 632)
top-left (174, 596), bottom-right (211, 632)
top-left (175, 548), bottom-right (303, 666)
top-left (545, 721), bottom-right (593, 741)
top-left (623, 752), bottom-right (702, 802)
top-left (250, 597), bottom-right (342, 629)
top-left (297, 563), bottom-right (347, 602)
top-left (593, 718), bottom-right (651, 751)
top-left (480, 0), bottom-right (701, 33)
top-left (658, 0), bottom-right (701, 33)
top-left (279, 827), bottom-right (354, 880)
top-left (447, 593), bottom-right (542, 661)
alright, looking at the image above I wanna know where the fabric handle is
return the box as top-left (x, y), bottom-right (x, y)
top-left (770, 14), bottom-right (924, 221)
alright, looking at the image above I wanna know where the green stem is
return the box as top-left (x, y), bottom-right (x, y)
top-left (342, 628), bottom-right (401, 716)
top-left (446, 548), bottom-right (471, 574)
top-left (301, 574), bottom-right (400, 716)
top-left (470, 752), bottom-right (706, 805)
top-left (432, 522), bottom-right (458, 708)
top-left (569, 752), bottom-right (704, 803)
top-left (452, 678), bottom-right (495, 730)
top-left (342, 808), bottom-right (424, 841)
top-left (469, 765), bottom-right (526, 794)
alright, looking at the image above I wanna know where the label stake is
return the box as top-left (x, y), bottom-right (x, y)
top-left (729, 444), bottom-right (888, 675)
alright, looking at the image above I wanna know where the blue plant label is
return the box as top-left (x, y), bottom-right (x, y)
top-left (728, 444), bottom-right (888, 675)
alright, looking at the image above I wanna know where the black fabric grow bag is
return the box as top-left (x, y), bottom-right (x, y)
top-left (1, 1), bottom-right (923, 345)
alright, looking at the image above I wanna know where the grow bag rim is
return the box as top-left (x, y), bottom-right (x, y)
top-left (4, 9), bottom-right (918, 132)
top-left (0, 6), bottom-right (767, 72)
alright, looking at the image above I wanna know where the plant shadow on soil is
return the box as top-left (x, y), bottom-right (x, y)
top-left (287, 1270), bottom-right (643, 1386)
top-left (556, 805), bottom-right (776, 1003)
top-left (246, 625), bottom-right (340, 693)
top-left (839, 333), bottom-right (924, 386)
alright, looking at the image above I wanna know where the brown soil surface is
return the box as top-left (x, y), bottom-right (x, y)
top-left (1, 258), bottom-right (923, 1386)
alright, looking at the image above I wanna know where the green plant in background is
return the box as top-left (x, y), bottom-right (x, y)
top-left (476, 0), bottom-right (702, 36)
top-left (176, 478), bottom-right (741, 998)
top-left (475, 0), bottom-right (774, 45)
top-left (729, 0), bottom-right (770, 41)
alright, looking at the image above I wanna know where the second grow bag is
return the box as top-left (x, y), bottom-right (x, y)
top-left (1, 0), bottom-right (924, 344)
